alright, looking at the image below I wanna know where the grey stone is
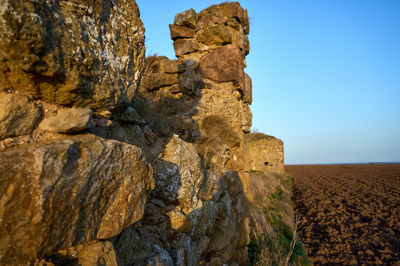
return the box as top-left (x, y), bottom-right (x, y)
top-left (154, 135), bottom-right (204, 214)
top-left (119, 106), bottom-right (140, 124)
top-left (93, 117), bottom-right (112, 127)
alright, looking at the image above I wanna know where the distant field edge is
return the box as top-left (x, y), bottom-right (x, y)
top-left (285, 162), bottom-right (400, 166)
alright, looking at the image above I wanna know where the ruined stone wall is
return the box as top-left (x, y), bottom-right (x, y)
top-left (0, 1), bottom-right (280, 266)
top-left (245, 133), bottom-right (285, 175)
top-left (133, 3), bottom-right (253, 265)
top-left (139, 2), bottom-right (253, 192)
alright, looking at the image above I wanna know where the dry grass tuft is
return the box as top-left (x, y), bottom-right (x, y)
top-left (249, 207), bottom-right (273, 237)
top-left (248, 171), bottom-right (309, 265)
top-left (195, 115), bottom-right (240, 166)
top-left (200, 115), bottom-right (240, 147)
top-left (132, 93), bottom-right (193, 138)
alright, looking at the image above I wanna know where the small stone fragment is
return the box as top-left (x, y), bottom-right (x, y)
top-left (242, 73), bottom-right (252, 104)
top-left (2, 138), bottom-right (16, 148)
top-left (366, 249), bottom-right (374, 256)
top-left (142, 125), bottom-right (158, 144)
top-left (93, 117), bottom-right (112, 127)
top-left (39, 107), bottom-right (95, 133)
top-left (98, 110), bottom-right (112, 119)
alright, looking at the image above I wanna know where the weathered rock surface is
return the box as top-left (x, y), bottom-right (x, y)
top-left (0, 134), bottom-right (153, 264)
top-left (39, 107), bottom-right (95, 133)
top-left (0, 0), bottom-right (145, 111)
top-left (0, 92), bottom-right (42, 139)
top-left (155, 135), bottom-right (203, 214)
top-left (199, 45), bottom-right (244, 83)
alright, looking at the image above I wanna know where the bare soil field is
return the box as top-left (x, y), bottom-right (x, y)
top-left (286, 164), bottom-right (400, 265)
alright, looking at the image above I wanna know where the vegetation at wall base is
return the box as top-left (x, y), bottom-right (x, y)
top-left (248, 171), bottom-right (310, 266)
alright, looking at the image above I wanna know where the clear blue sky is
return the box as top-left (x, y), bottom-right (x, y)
top-left (136, 0), bottom-right (400, 164)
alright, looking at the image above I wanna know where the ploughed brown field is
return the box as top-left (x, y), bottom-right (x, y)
top-left (286, 164), bottom-right (400, 265)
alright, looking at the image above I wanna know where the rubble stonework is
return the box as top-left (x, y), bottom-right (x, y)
top-left (0, 1), bottom-right (284, 265)
top-left (134, 3), bottom-right (253, 264)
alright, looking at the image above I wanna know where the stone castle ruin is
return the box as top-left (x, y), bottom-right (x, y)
top-left (0, 1), bottom-right (284, 265)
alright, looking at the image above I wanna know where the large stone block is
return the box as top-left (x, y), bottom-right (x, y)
top-left (173, 39), bottom-right (199, 57)
top-left (0, 0), bottom-right (145, 111)
top-left (169, 24), bottom-right (195, 40)
top-left (141, 73), bottom-right (179, 91)
top-left (0, 92), bottom-right (42, 139)
top-left (199, 45), bottom-right (244, 83)
top-left (154, 135), bottom-right (204, 214)
top-left (196, 25), bottom-right (232, 45)
top-left (174, 8), bottom-right (197, 29)
top-left (196, 2), bottom-right (248, 31)
top-left (39, 107), bottom-right (95, 133)
top-left (0, 134), bottom-right (153, 264)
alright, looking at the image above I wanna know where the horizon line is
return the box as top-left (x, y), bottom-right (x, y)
top-left (285, 161), bottom-right (400, 166)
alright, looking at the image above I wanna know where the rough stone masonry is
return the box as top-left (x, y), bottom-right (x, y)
top-left (0, 1), bottom-right (284, 265)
